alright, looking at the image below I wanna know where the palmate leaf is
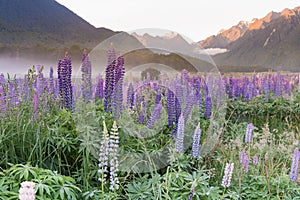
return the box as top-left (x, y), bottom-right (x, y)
top-left (126, 179), bottom-right (153, 200)
top-left (33, 179), bottom-right (54, 197)
top-left (0, 191), bottom-right (18, 200)
top-left (6, 163), bottom-right (37, 181)
top-left (57, 184), bottom-right (80, 200)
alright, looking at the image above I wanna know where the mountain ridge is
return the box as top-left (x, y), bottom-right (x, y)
top-left (212, 6), bottom-right (300, 70)
top-left (0, 0), bottom-right (117, 48)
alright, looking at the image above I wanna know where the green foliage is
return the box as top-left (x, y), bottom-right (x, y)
top-left (227, 95), bottom-right (300, 134)
top-left (0, 164), bottom-right (81, 200)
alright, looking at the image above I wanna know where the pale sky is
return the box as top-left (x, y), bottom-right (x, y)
top-left (55, 0), bottom-right (299, 42)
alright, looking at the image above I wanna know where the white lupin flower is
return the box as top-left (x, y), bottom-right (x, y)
top-left (98, 121), bottom-right (109, 185)
top-left (175, 114), bottom-right (185, 153)
top-left (191, 122), bottom-right (201, 158)
top-left (221, 163), bottom-right (234, 188)
top-left (109, 121), bottom-right (120, 191)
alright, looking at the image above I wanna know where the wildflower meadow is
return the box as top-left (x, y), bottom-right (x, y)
top-left (0, 48), bottom-right (300, 200)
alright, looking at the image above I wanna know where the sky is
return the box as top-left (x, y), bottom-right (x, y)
top-left (55, 0), bottom-right (299, 42)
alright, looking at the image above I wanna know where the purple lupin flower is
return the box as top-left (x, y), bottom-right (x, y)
top-left (175, 114), bottom-right (185, 153)
top-left (183, 92), bottom-right (195, 122)
top-left (8, 81), bottom-right (16, 107)
top-left (66, 54), bottom-right (73, 110)
top-left (36, 65), bottom-right (44, 96)
top-left (175, 96), bottom-right (181, 122)
top-left (204, 94), bottom-right (212, 119)
top-left (146, 103), bottom-right (163, 129)
top-left (252, 155), bottom-right (259, 165)
top-left (192, 77), bottom-right (202, 109)
top-left (191, 122), bottom-right (201, 158)
top-left (112, 56), bottom-right (125, 119)
top-left (221, 163), bottom-right (234, 188)
top-left (95, 76), bottom-right (104, 100)
top-left (57, 52), bottom-right (73, 110)
top-left (0, 86), bottom-right (6, 115)
top-left (23, 75), bottom-right (30, 101)
top-left (290, 148), bottom-right (300, 182)
top-left (240, 151), bottom-right (249, 173)
top-left (245, 123), bottom-right (253, 143)
top-left (104, 50), bottom-right (116, 112)
top-left (57, 60), bottom-right (63, 98)
top-left (262, 77), bottom-right (270, 102)
top-left (126, 83), bottom-right (134, 109)
top-left (275, 68), bottom-right (282, 97)
top-left (241, 76), bottom-right (249, 99)
top-left (138, 111), bottom-right (145, 124)
top-left (228, 74), bottom-right (233, 98)
top-left (155, 91), bottom-right (161, 104)
top-left (49, 67), bottom-right (55, 95)
top-left (33, 90), bottom-right (38, 116)
top-left (167, 89), bottom-right (176, 127)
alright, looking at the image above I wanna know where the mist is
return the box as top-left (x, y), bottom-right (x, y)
top-left (0, 56), bottom-right (84, 78)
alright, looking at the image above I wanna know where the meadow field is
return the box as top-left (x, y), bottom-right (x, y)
top-left (0, 51), bottom-right (300, 200)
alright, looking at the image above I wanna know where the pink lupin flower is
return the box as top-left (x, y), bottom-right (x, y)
top-left (19, 181), bottom-right (35, 200)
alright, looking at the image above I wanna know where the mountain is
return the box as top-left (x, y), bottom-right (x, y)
top-left (132, 32), bottom-right (197, 55)
top-left (198, 11), bottom-right (283, 49)
top-left (0, 0), bottom-right (147, 71)
top-left (0, 0), bottom-right (118, 48)
top-left (201, 6), bottom-right (300, 71)
top-left (0, 0), bottom-right (213, 74)
top-left (199, 20), bottom-right (250, 48)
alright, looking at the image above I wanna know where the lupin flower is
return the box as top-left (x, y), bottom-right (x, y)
top-left (104, 51), bottom-right (116, 112)
top-left (252, 155), bottom-right (259, 165)
top-left (175, 114), bottom-right (185, 153)
top-left (290, 148), bottom-right (300, 182)
top-left (275, 69), bottom-right (282, 97)
top-left (240, 151), bottom-right (249, 173)
top-left (221, 163), bottom-right (234, 188)
top-left (49, 67), bottom-right (55, 95)
top-left (204, 94), bottom-right (212, 119)
top-left (95, 76), bottom-right (104, 100)
top-left (36, 66), bottom-right (44, 96)
top-left (191, 122), bottom-right (201, 158)
top-left (183, 92), bottom-right (195, 123)
top-left (138, 111), bottom-right (145, 124)
top-left (155, 92), bottom-right (161, 104)
top-left (0, 86), bottom-right (6, 115)
top-left (146, 103), bottom-right (163, 129)
top-left (109, 121), bottom-right (120, 191)
top-left (57, 52), bottom-right (73, 110)
top-left (104, 50), bottom-right (125, 118)
top-left (187, 185), bottom-right (195, 200)
top-left (19, 181), bottom-right (35, 200)
top-left (245, 123), bottom-right (253, 143)
top-left (126, 83), bottom-right (134, 109)
top-left (112, 56), bottom-right (125, 119)
top-left (98, 121), bottom-right (109, 188)
top-left (167, 89), bottom-right (176, 127)
top-left (33, 90), bottom-right (38, 116)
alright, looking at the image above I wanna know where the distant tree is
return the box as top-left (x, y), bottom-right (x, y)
top-left (141, 68), bottom-right (161, 80)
